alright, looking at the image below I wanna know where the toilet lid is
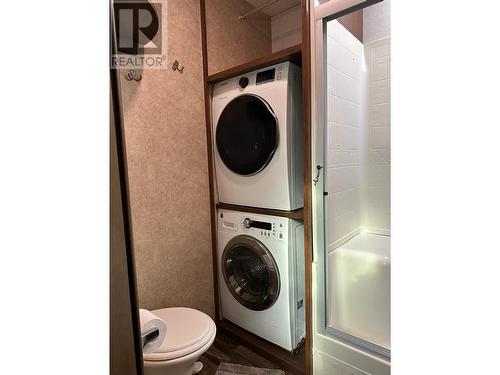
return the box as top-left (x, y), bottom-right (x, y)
top-left (143, 307), bottom-right (216, 362)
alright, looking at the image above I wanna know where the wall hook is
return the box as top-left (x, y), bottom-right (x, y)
top-left (126, 70), bottom-right (142, 82)
top-left (172, 60), bottom-right (184, 73)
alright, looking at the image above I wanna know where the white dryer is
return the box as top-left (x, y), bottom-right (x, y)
top-left (217, 209), bottom-right (305, 351)
top-left (212, 62), bottom-right (303, 210)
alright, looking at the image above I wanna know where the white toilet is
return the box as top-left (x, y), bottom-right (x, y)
top-left (143, 307), bottom-right (216, 375)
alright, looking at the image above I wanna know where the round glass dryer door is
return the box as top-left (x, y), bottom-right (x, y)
top-left (222, 235), bottom-right (280, 311)
top-left (216, 94), bottom-right (278, 175)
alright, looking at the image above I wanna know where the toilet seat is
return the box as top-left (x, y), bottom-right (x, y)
top-left (143, 307), bottom-right (216, 362)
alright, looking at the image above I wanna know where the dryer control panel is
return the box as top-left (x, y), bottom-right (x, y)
top-left (255, 68), bottom-right (275, 85)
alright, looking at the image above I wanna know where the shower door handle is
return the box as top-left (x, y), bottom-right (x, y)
top-left (313, 165), bottom-right (323, 185)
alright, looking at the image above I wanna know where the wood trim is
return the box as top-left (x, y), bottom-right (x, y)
top-left (207, 44), bottom-right (302, 83)
top-left (218, 319), bottom-right (306, 375)
top-left (216, 203), bottom-right (304, 221)
top-left (301, 1), bottom-right (313, 375)
top-left (200, 0), bottom-right (220, 323)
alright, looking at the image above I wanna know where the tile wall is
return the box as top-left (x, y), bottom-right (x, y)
top-left (326, 22), bottom-right (391, 249)
top-left (326, 20), bottom-right (364, 250)
top-left (363, 37), bottom-right (391, 233)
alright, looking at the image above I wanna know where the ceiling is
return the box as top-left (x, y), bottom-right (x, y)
top-left (244, 0), bottom-right (301, 17)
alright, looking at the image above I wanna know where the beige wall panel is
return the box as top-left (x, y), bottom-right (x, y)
top-left (206, 0), bottom-right (272, 75)
top-left (119, 0), bottom-right (215, 318)
top-left (271, 5), bottom-right (302, 52)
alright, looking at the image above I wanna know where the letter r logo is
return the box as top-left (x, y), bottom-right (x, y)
top-left (113, 1), bottom-right (161, 55)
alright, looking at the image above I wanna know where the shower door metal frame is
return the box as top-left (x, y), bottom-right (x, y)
top-left (311, 0), bottom-right (390, 362)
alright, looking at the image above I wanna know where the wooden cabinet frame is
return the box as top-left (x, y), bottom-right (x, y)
top-left (199, 1), bottom-right (313, 374)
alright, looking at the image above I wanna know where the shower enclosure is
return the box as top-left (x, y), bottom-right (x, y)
top-left (312, 1), bottom-right (390, 374)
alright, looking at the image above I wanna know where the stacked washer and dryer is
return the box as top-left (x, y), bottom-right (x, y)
top-left (212, 62), bottom-right (305, 351)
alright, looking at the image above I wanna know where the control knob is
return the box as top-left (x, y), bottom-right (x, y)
top-left (243, 218), bottom-right (253, 228)
top-left (239, 76), bottom-right (249, 88)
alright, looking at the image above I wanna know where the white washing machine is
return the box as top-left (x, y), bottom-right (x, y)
top-left (217, 209), bottom-right (305, 351)
top-left (212, 62), bottom-right (303, 210)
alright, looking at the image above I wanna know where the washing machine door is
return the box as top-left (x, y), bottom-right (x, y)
top-left (216, 94), bottom-right (278, 176)
top-left (222, 235), bottom-right (280, 311)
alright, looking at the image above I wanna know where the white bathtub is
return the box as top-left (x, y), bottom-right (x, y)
top-left (327, 232), bottom-right (390, 349)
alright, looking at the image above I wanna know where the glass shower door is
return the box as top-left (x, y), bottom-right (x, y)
top-left (312, 0), bottom-right (391, 370)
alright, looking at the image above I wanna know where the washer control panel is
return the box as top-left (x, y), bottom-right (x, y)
top-left (218, 210), bottom-right (287, 240)
top-left (240, 216), bottom-right (285, 240)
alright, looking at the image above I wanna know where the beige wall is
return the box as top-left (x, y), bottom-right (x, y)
top-left (119, 0), bottom-right (215, 318)
top-left (271, 5), bottom-right (301, 53)
top-left (206, 0), bottom-right (272, 75)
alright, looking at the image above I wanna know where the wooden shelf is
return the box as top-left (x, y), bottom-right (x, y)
top-left (218, 319), bottom-right (306, 375)
top-left (216, 203), bottom-right (304, 221)
top-left (207, 44), bottom-right (302, 83)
